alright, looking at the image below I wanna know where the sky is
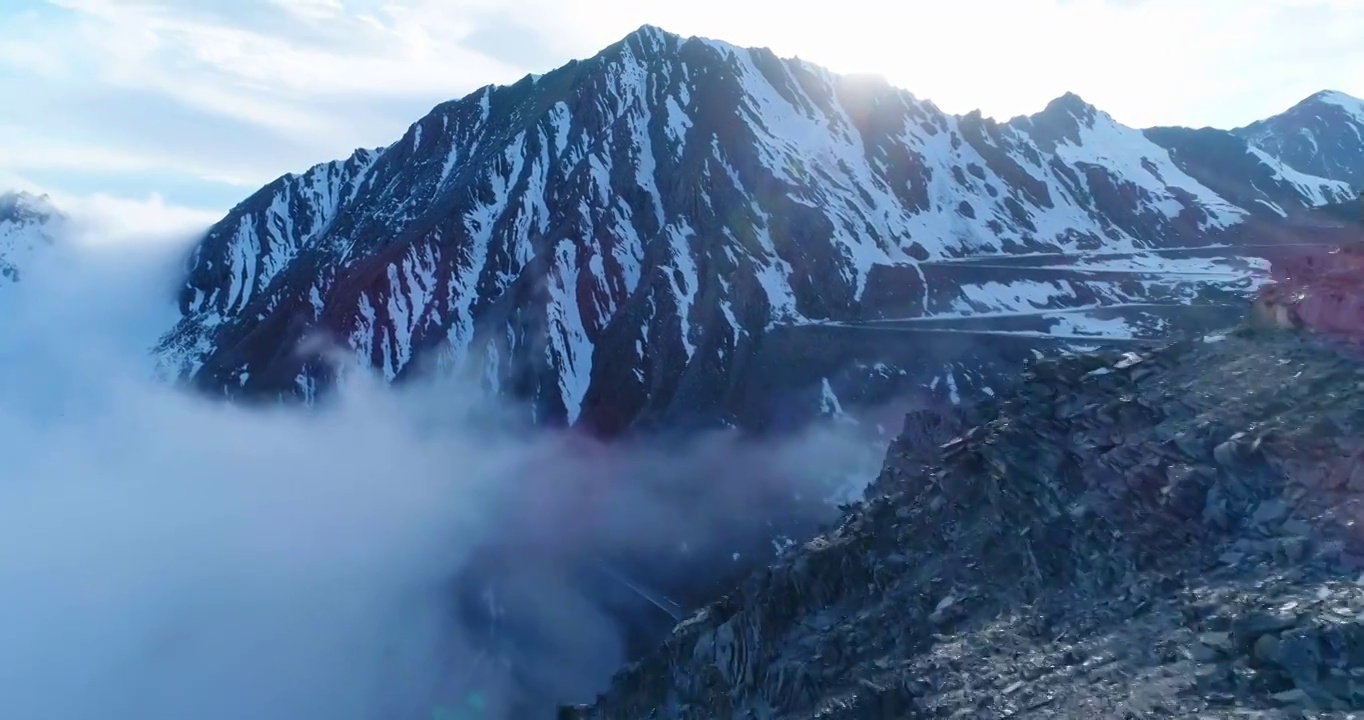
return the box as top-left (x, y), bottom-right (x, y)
top-left (2, 0), bottom-right (1363, 235)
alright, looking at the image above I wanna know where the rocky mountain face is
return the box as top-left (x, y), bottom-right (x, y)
top-left (572, 320), bottom-right (1364, 718)
top-left (0, 191), bottom-right (65, 288)
top-left (155, 25), bottom-right (1363, 435)
top-left (1237, 90), bottom-right (1364, 189)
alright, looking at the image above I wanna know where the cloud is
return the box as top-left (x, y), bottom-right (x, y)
top-left (63, 192), bottom-right (224, 245)
top-left (1, 173), bottom-right (220, 248)
top-left (7, 1), bottom-right (530, 150)
top-left (0, 224), bottom-right (875, 718)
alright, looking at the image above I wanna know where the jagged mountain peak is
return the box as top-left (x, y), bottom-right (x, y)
top-left (155, 26), bottom-right (1364, 436)
top-left (1238, 89), bottom-right (1364, 129)
top-left (286, 146), bottom-right (383, 180)
top-left (612, 22), bottom-right (751, 56)
top-left (0, 190), bottom-right (62, 223)
top-left (1045, 90), bottom-right (1099, 116)
top-left (1034, 91), bottom-right (1104, 130)
top-left (1235, 89), bottom-right (1364, 188)
top-left (1001, 90), bottom-right (1113, 152)
top-left (1258, 89), bottom-right (1364, 132)
top-left (1303, 89), bottom-right (1364, 113)
top-left (598, 22), bottom-right (684, 61)
top-left (621, 22), bottom-right (679, 46)
top-left (576, 23), bottom-right (739, 76)
top-left (0, 190), bottom-right (66, 286)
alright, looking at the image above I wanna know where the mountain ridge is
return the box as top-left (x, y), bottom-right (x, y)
top-left (152, 24), bottom-right (1364, 436)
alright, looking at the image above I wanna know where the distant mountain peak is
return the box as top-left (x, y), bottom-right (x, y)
top-left (0, 190), bottom-right (66, 285)
top-left (1246, 89), bottom-right (1364, 126)
top-left (1308, 89), bottom-right (1364, 120)
top-left (609, 22), bottom-right (748, 62)
top-left (614, 22), bottom-right (674, 49)
top-left (1041, 91), bottom-right (1100, 123)
top-left (0, 190), bottom-right (61, 222)
top-left (627, 23), bottom-right (674, 40)
top-left (1308, 88), bottom-right (1363, 104)
top-left (1052, 91), bottom-right (1094, 109)
top-left (1237, 89), bottom-right (1364, 187)
top-left (1008, 91), bottom-right (1105, 147)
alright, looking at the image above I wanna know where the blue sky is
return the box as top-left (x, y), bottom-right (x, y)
top-left (2, 0), bottom-right (1362, 237)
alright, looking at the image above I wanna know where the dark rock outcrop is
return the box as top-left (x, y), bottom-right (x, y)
top-left (574, 323), bottom-right (1364, 718)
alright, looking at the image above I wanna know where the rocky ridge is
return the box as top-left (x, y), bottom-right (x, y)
top-left (571, 318), bottom-right (1364, 717)
top-left (154, 25), bottom-right (1364, 435)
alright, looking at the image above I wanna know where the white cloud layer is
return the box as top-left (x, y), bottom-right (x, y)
top-left (48, 192), bottom-right (221, 247)
top-left (0, 225), bottom-right (878, 718)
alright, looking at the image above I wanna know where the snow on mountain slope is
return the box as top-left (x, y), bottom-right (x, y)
top-left (155, 26), bottom-right (1363, 434)
top-left (1236, 89), bottom-right (1364, 189)
top-left (0, 191), bottom-right (65, 288)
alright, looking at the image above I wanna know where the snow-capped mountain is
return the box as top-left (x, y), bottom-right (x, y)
top-left (1237, 90), bottom-right (1364, 189)
top-left (0, 191), bottom-right (65, 287)
top-left (155, 26), bottom-right (1364, 435)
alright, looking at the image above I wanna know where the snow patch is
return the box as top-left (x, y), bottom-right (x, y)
top-left (1246, 146), bottom-right (1352, 206)
top-left (664, 223), bottom-right (700, 359)
top-left (1052, 111), bottom-right (1247, 231)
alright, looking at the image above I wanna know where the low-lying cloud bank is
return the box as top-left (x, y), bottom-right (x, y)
top-left (0, 228), bottom-right (877, 718)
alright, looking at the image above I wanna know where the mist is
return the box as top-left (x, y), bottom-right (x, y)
top-left (0, 224), bottom-right (879, 718)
